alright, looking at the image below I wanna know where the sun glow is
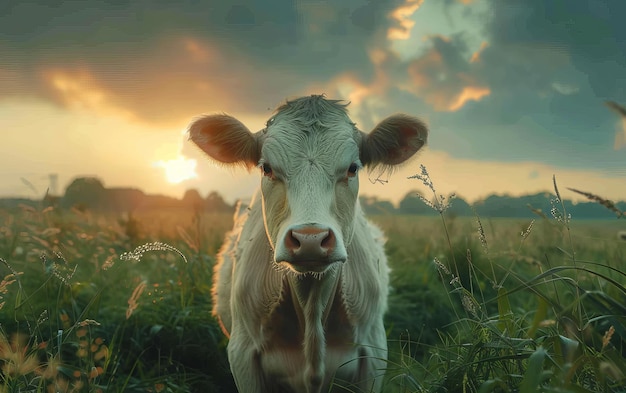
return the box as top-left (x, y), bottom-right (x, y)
top-left (154, 156), bottom-right (198, 183)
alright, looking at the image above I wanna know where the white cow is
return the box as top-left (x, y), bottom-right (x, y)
top-left (189, 95), bottom-right (427, 393)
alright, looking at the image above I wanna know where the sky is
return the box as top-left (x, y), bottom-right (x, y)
top-left (1, 0), bottom-right (625, 206)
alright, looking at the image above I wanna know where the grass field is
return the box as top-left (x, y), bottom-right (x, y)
top-left (0, 189), bottom-right (625, 392)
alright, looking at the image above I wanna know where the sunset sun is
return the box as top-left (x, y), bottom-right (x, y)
top-left (154, 156), bottom-right (198, 184)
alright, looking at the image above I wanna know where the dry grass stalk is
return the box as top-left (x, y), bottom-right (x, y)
top-left (567, 187), bottom-right (624, 218)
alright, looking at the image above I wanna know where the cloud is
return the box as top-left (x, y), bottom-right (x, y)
top-left (42, 67), bottom-right (136, 120)
top-left (4, 36), bottom-right (307, 127)
top-left (393, 0), bottom-right (626, 175)
top-left (0, 0), bottom-right (419, 126)
top-left (405, 35), bottom-right (490, 111)
top-left (551, 82), bottom-right (580, 96)
top-left (484, 0), bottom-right (626, 98)
top-left (448, 86), bottom-right (491, 111)
top-left (469, 41), bottom-right (488, 63)
top-left (1, 0), bottom-right (624, 186)
top-left (387, 0), bottom-right (423, 40)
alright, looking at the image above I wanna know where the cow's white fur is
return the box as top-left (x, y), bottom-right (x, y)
top-left (189, 96), bottom-right (427, 393)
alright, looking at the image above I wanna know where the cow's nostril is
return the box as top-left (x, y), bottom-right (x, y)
top-left (285, 229), bottom-right (301, 250)
top-left (321, 230), bottom-right (335, 251)
top-left (284, 226), bottom-right (335, 259)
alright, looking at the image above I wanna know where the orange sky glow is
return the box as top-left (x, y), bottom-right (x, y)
top-left (0, 0), bottom-right (624, 207)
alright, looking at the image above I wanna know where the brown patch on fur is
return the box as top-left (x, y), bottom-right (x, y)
top-left (262, 281), bottom-right (304, 349)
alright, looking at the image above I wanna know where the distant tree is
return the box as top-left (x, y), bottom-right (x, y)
top-left (141, 194), bottom-right (182, 209)
top-left (182, 189), bottom-right (205, 211)
top-left (61, 177), bottom-right (108, 211)
top-left (398, 190), bottom-right (436, 215)
top-left (106, 188), bottom-right (145, 212)
top-left (359, 195), bottom-right (396, 215)
top-left (447, 196), bottom-right (472, 217)
top-left (205, 191), bottom-right (233, 212)
top-left (474, 194), bottom-right (521, 217)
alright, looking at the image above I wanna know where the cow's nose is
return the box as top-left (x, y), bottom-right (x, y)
top-left (284, 226), bottom-right (336, 260)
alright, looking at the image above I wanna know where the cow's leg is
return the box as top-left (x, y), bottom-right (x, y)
top-left (355, 324), bottom-right (388, 392)
top-left (354, 348), bottom-right (386, 392)
top-left (227, 333), bottom-right (267, 393)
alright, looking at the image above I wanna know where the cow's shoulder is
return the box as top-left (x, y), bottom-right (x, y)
top-left (211, 195), bottom-right (256, 337)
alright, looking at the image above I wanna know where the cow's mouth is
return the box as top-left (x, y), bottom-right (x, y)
top-left (276, 258), bottom-right (344, 275)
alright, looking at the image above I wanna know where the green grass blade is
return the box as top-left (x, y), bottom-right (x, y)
top-left (527, 296), bottom-right (548, 338)
top-left (520, 346), bottom-right (547, 393)
top-left (497, 287), bottom-right (515, 335)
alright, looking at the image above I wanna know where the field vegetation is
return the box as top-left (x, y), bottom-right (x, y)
top-left (0, 173), bottom-right (624, 392)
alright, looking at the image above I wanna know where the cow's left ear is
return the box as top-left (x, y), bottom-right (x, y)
top-left (188, 114), bottom-right (260, 169)
top-left (360, 114), bottom-right (428, 167)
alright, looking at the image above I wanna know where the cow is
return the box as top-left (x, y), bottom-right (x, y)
top-left (189, 95), bottom-right (428, 393)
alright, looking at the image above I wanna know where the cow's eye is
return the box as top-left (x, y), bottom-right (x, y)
top-left (347, 163), bottom-right (359, 177)
top-left (261, 163), bottom-right (273, 177)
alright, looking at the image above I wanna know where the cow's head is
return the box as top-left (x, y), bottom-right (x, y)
top-left (189, 95), bottom-right (427, 275)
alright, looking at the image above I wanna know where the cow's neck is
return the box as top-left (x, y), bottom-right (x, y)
top-left (286, 268), bottom-right (341, 390)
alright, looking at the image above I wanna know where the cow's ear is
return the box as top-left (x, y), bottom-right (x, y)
top-left (188, 114), bottom-right (260, 168)
top-left (360, 114), bottom-right (428, 168)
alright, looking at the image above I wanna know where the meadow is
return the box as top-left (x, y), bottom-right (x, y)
top-left (0, 179), bottom-right (625, 392)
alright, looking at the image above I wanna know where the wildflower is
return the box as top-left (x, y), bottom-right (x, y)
top-left (41, 252), bottom-right (77, 285)
top-left (102, 255), bottom-right (117, 270)
top-left (120, 241), bottom-right (188, 264)
top-left (475, 214), bottom-right (488, 254)
top-left (89, 366), bottom-right (104, 379)
top-left (408, 165), bottom-right (455, 213)
top-left (59, 312), bottom-right (71, 330)
top-left (127, 280), bottom-right (147, 319)
top-left (567, 187), bottom-right (624, 218)
top-left (433, 257), bottom-right (450, 275)
top-left (77, 319), bottom-right (101, 327)
top-left (94, 345), bottom-right (109, 362)
top-left (35, 354), bottom-right (61, 380)
top-left (0, 332), bottom-right (39, 377)
top-left (76, 328), bottom-right (88, 338)
top-left (602, 326), bottom-right (615, 350)
top-left (461, 292), bottom-right (481, 319)
top-left (550, 175), bottom-right (571, 225)
top-left (0, 271), bottom-right (22, 312)
top-left (0, 272), bottom-right (22, 294)
top-left (521, 219), bottom-right (535, 240)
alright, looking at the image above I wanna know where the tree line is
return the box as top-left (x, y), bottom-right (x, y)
top-left (361, 190), bottom-right (625, 219)
top-left (1, 177), bottom-right (232, 213)
top-left (1, 177), bottom-right (623, 219)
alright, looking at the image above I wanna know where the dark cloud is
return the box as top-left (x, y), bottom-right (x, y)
top-left (484, 0), bottom-right (625, 159)
top-left (337, 0), bottom-right (623, 177)
top-left (484, 0), bottom-right (626, 98)
top-left (1, 0), bottom-right (624, 175)
top-left (0, 0), bottom-right (413, 125)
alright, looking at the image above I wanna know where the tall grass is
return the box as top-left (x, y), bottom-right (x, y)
top-left (382, 169), bottom-right (626, 392)
top-left (0, 173), bottom-right (624, 392)
top-left (0, 205), bottom-right (235, 392)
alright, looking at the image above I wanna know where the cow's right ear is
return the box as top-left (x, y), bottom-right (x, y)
top-left (188, 114), bottom-right (260, 168)
top-left (360, 114), bottom-right (428, 169)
